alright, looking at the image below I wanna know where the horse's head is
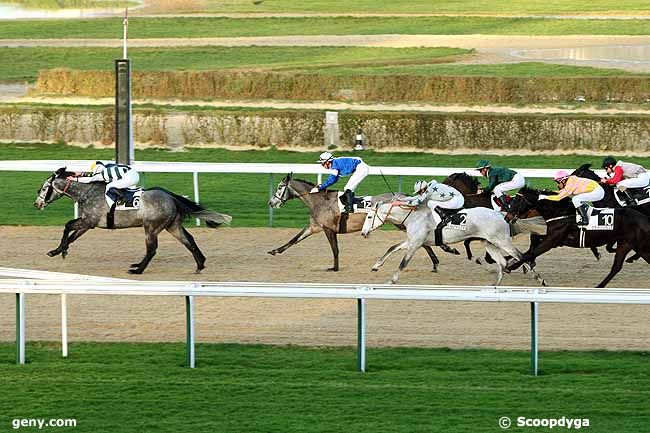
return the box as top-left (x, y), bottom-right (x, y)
top-left (34, 167), bottom-right (70, 210)
top-left (505, 187), bottom-right (539, 223)
top-left (443, 172), bottom-right (480, 195)
top-left (572, 163), bottom-right (599, 182)
top-left (361, 202), bottom-right (389, 238)
top-left (268, 172), bottom-right (293, 208)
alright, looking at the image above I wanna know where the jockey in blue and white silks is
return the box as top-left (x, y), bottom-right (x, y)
top-left (69, 161), bottom-right (140, 208)
top-left (310, 152), bottom-right (370, 213)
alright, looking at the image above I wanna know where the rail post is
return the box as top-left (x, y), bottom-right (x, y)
top-left (268, 173), bottom-right (274, 228)
top-left (16, 293), bottom-right (25, 365)
top-left (357, 298), bottom-right (366, 372)
top-left (61, 294), bottom-right (68, 357)
top-left (186, 295), bottom-right (195, 368)
top-left (193, 172), bottom-right (200, 226)
top-left (530, 302), bottom-right (539, 376)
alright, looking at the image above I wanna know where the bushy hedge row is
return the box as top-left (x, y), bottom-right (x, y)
top-left (1, 105), bottom-right (649, 153)
top-left (37, 69), bottom-right (650, 104)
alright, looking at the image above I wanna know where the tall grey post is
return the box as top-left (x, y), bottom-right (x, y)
top-left (115, 59), bottom-right (133, 165)
top-left (324, 111), bottom-right (340, 149)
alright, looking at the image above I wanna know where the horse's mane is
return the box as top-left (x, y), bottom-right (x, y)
top-left (443, 172), bottom-right (480, 192)
top-left (54, 167), bottom-right (75, 179)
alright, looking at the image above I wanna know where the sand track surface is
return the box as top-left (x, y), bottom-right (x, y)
top-left (0, 226), bottom-right (648, 350)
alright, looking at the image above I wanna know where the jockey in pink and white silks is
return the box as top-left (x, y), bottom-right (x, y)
top-left (539, 170), bottom-right (604, 226)
top-left (68, 161), bottom-right (140, 209)
top-left (310, 152), bottom-right (370, 213)
top-left (399, 179), bottom-right (465, 227)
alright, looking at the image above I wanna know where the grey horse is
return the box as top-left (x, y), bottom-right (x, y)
top-left (34, 168), bottom-right (232, 274)
top-left (267, 173), bottom-right (458, 271)
top-left (362, 201), bottom-right (546, 285)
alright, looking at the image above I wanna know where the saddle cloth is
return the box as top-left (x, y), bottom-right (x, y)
top-left (336, 192), bottom-right (372, 214)
top-left (621, 187), bottom-right (650, 205)
top-left (115, 188), bottom-right (143, 211)
top-left (584, 207), bottom-right (614, 231)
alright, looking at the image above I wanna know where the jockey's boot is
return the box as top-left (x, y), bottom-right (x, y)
top-left (576, 204), bottom-right (589, 226)
top-left (498, 194), bottom-right (510, 212)
top-left (107, 202), bottom-right (117, 229)
top-left (343, 189), bottom-right (355, 214)
top-left (620, 190), bottom-right (636, 206)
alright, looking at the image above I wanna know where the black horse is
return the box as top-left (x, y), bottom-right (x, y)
top-left (505, 186), bottom-right (650, 287)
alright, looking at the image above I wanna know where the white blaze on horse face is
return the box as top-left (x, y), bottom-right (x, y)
top-left (268, 181), bottom-right (288, 208)
top-left (361, 204), bottom-right (385, 237)
top-left (34, 179), bottom-right (51, 209)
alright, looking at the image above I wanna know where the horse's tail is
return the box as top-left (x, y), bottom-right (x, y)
top-left (147, 187), bottom-right (232, 227)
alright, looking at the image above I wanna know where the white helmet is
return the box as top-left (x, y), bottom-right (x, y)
top-left (317, 151), bottom-right (334, 163)
top-left (90, 160), bottom-right (105, 174)
top-left (413, 180), bottom-right (428, 194)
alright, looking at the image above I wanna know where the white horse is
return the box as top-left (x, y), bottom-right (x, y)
top-left (361, 202), bottom-right (546, 286)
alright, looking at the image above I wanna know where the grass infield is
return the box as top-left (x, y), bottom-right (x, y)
top-left (0, 342), bottom-right (649, 432)
top-left (2, 142), bottom-right (649, 227)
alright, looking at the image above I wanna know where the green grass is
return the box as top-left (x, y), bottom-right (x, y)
top-left (200, 0), bottom-right (650, 15)
top-left (308, 61), bottom-right (645, 77)
top-left (3, 142), bottom-right (647, 227)
top-left (0, 46), bottom-right (469, 82)
top-left (3, 16), bottom-right (650, 40)
top-left (0, 342), bottom-right (649, 432)
top-left (2, 46), bottom-right (641, 83)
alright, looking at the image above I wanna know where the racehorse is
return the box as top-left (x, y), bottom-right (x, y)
top-left (361, 201), bottom-right (545, 285)
top-left (505, 186), bottom-right (650, 287)
top-left (443, 171), bottom-right (602, 262)
top-left (35, 168), bottom-right (232, 274)
top-left (267, 173), bottom-right (458, 272)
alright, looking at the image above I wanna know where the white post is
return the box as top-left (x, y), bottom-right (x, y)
top-left (122, 8), bottom-right (128, 60)
top-left (16, 293), bottom-right (25, 365)
top-left (74, 202), bottom-right (79, 219)
top-left (317, 173), bottom-right (323, 185)
top-left (61, 294), bottom-right (68, 357)
top-left (193, 172), bottom-right (200, 226)
top-left (186, 296), bottom-right (195, 368)
top-left (357, 299), bottom-right (366, 372)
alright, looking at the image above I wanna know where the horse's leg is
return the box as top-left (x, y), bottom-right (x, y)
top-left (422, 245), bottom-right (440, 272)
top-left (507, 232), bottom-right (560, 272)
top-left (484, 243), bottom-right (506, 285)
top-left (166, 222), bottom-right (207, 273)
top-left (267, 226), bottom-right (316, 255)
top-left (323, 228), bottom-right (340, 271)
top-left (438, 244), bottom-right (460, 256)
top-left (463, 239), bottom-right (474, 260)
top-left (590, 246), bottom-right (601, 261)
top-left (47, 218), bottom-right (86, 258)
top-left (129, 225), bottom-right (164, 274)
top-left (596, 242), bottom-right (633, 288)
top-left (389, 244), bottom-right (419, 284)
top-left (372, 241), bottom-right (407, 271)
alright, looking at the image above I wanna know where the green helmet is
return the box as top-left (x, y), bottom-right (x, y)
top-left (475, 159), bottom-right (491, 170)
top-left (602, 156), bottom-right (617, 168)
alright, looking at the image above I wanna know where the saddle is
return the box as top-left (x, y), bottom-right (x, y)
top-left (336, 192), bottom-right (371, 214)
top-left (115, 187), bottom-right (143, 211)
top-left (434, 207), bottom-right (465, 246)
top-left (619, 186), bottom-right (650, 206)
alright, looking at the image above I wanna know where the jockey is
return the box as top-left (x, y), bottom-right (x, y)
top-left (539, 170), bottom-right (604, 226)
top-left (310, 151), bottom-right (370, 214)
top-left (600, 156), bottom-right (649, 206)
top-left (396, 179), bottom-right (464, 227)
top-left (68, 161), bottom-right (140, 210)
top-left (475, 160), bottom-right (525, 212)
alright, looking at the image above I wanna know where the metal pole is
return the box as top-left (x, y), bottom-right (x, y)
top-left (61, 294), bottom-right (68, 357)
top-left (74, 202), bottom-right (79, 219)
top-left (193, 172), bottom-right (200, 226)
top-left (357, 299), bottom-right (366, 372)
top-left (186, 295), bottom-right (195, 368)
top-left (398, 175), bottom-right (403, 193)
top-left (268, 174), bottom-right (274, 228)
top-left (16, 293), bottom-right (25, 365)
top-left (530, 302), bottom-right (538, 376)
top-left (317, 173), bottom-right (323, 185)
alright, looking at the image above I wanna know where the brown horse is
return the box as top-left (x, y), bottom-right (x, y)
top-left (267, 173), bottom-right (458, 271)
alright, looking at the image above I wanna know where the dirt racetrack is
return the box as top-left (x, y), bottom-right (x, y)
top-left (1, 226), bottom-right (649, 351)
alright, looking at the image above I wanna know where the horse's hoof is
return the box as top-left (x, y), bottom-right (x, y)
top-left (541, 280), bottom-right (548, 287)
top-left (625, 258), bottom-right (634, 264)
top-left (128, 268), bottom-right (144, 275)
top-left (195, 265), bottom-right (205, 274)
top-left (61, 251), bottom-right (68, 259)
top-left (371, 268), bottom-right (379, 272)
top-left (47, 250), bottom-right (58, 257)
top-left (130, 263), bottom-right (140, 268)
top-left (327, 267), bottom-right (339, 272)
top-left (267, 250), bottom-right (278, 256)
top-left (450, 248), bottom-right (460, 256)
top-left (431, 267), bottom-right (438, 273)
